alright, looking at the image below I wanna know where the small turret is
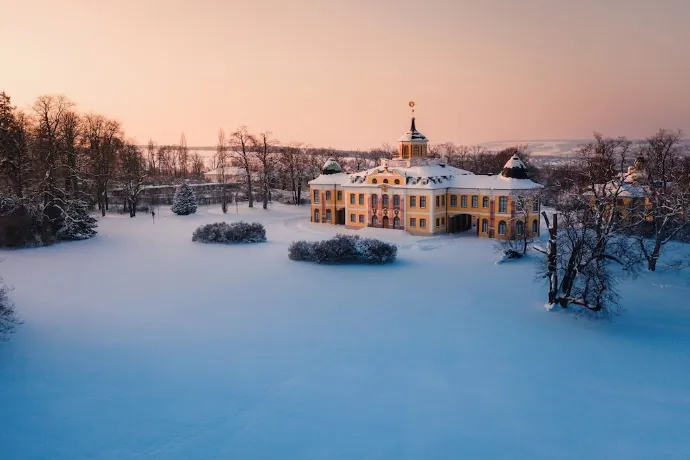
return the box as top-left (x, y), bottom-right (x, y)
top-left (501, 155), bottom-right (530, 179)
top-left (322, 158), bottom-right (342, 175)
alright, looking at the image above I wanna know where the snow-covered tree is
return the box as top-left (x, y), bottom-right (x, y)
top-left (56, 199), bottom-right (98, 241)
top-left (119, 143), bottom-right (147, 217)
top-left (171, 182), bottom-right (197, 215)
top-left (631, 129), bottom-right (690, 271)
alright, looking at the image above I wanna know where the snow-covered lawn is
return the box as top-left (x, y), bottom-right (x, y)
top-left (2, 203), bottom-right (689, 460)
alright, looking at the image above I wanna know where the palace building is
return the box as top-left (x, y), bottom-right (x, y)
top-left (308, 112), bottom-right (543, 239)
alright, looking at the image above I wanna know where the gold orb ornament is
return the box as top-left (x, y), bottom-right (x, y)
top-left (408, 101), bottom-right (415, 108)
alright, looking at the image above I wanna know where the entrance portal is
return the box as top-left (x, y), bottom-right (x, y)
top-left (382, 216), bottom-right (390, 229)
top-left (448, 214), bottom-right (472, 233)
top-left (336, 208), bottom-right (346, 225)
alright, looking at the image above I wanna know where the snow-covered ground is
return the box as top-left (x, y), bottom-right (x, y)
top-left (2, 203), bottom-right (689, 460)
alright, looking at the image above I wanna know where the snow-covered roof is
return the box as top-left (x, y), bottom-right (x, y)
top-left (309, 161), bottom-right (543, 191)
top-left (204, 166), bottom-right (246, 176)
top-left (398, 117), bottom-right (428, 143)
top-left (501, 155), bottom-right (530, 179)
top-left (322, 158), bottom-right (342, 175)
top-left (591, 181), bottom-right (647, 198)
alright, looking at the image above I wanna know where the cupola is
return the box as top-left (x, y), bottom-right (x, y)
top-left (322, 158), bottom-right (342, 175)
top-left (501, 155), bottom-right (530, 179)
top-left (396, 102), bottom-right (429, 159)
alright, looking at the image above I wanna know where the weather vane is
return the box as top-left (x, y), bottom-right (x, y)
top-left (409, 101), bottom-right (415, 116)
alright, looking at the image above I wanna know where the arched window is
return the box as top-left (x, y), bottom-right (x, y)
top-left (482, 219), bottom-right (488, 233)
top-left (482, 196), bottom-right (489, 208)
top-left (532, 219), bottom-right (538, 235)
top-left (516, 220), bottom-right (524, 235)
top-left (403, 145), bottom-right (409, 158)
top-left (371, 194), bottom-right (378, 206)
top-left (325, 209), bottom-right (332, 222)
top-left (372, 215), bottom-right (378, 227)
top-left (383, 179), bottom-right (389, 184)
top-left (498, 220), bottom-right (507, 235)
top-left (372, 178), bottom-right (377, 184)
top-left (393, 216), bottom-right (400, 228)
top-left (393, 195), bottom-right (400, 207)
top-left (382, 194), bottom-right (389, 207)
top-left (394, 179), bottom-right (400, 185)
top-left (314, 209), bottom-right (320, 222)
top-left (499, 196), bottom-right (507, 213)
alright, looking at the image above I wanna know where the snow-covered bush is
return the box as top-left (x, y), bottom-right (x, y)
top-left (288, 234), bottom-right (397, 264)
top-left (171, 183), bottom-right (197, 215)
top-left (192, 221), bottom-right (266, 244)
top-left (0, 275), bottom-right (18, 339)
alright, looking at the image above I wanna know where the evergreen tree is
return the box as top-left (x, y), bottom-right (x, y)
top-left (171, 183), bottom-right (197, 215)
top-left (56, 199), bottom-right (98, 241)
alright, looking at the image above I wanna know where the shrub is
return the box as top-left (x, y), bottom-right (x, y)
top-left (171, 183), bottom-right (197, 215)
top-left (192, 221), bottom-right (266, 244)
top-left (288, 234), bottom-right (397, 264)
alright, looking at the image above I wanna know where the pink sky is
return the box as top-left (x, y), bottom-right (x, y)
top-left (2, 0), bottom-right (689, 149)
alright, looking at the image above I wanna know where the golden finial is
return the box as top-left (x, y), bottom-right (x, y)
top-left (409, 101), bottom-right (415, 116)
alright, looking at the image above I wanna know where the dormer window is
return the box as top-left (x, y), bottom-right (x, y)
top-left (372, 178), bottom-right (377, 184)
top-left (383, 179), bottom-right (389, 184)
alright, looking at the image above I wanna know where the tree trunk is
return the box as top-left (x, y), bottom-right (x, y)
top-left (247, 176), bottom-right (253, 208)
top-left (545, 212), bottom-right (558, 305)
top-left (649, 234), bottom-right (663, 271)
top-left (297, 183), bottom-right (302, 206)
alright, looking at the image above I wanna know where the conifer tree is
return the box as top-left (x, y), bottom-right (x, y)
top-left (56, 199), bottom-right (98, 241)
top-left (171, 183), bottom-right (197, 215)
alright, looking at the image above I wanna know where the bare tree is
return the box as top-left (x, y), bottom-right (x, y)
top-left (498, 190), bottom-right (541, 258)
top-left (59, 110), bottom-right (81, 199)
top-left (146, 139), bottom-right (157, 176)
top-left (83, 113), bottom-right (121, 216)
top-left (0, 92), bottom-right (31, 197)
top-left (190, 153), bottom-right (205, 180)
top-left (254, 131), bottom-right (276, 209)
top-left (632, 129), bottom-right (690, 271)
top-left (176, 133), bottom-right (189, 178)
top-left (214, 129), bottom-right (229, 213)
top-left (535, 134), bottom-right (638, 317)
top-left (230, 126), bottom-right (256, 208)
top-left (119, 143), bottom-right (147, 217)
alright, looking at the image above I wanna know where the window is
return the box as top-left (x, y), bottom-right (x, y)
top-left (450, 195), bottom-right (457, 207)
top-left (516, 220), bottom-right (524, 235)
top-left (436, 196), bottom-right (440, 207)
top-left (383, 179), bottom-right (389, 184)
top-left (382, 194), bottom-right (389, 207)
top-left (499, 196), bottom-right (507, 213)
top-left (420, 218), bottom-right (427, 228)
top-left (498, 220), bottom-right (507, 235)
top-left (359, 214), bottom-right (364, 223)
top-left (532, 219), bottom-right (538, 234)
top-left (325, 191), bottom-right (331, 201)
top-left (441, 195), bottom-right (446, 206)
top-left (472, 196), bottom-right (478, 208)
top-left (325, 209), bottom-right (332, 222)
top-left (420, 196), bottom-right (427, 208)
top-left (337, 191), bottom-right (342, 201)
top-left (410, 196), bottom-right (416, 207)
top-left (393, 216), bottom-right (400, 228)
top-left (350, 193), bottom-right (355, 204)
top-left (359, 194), bottom-right (364, 205)
top-left (436, 218), bottom-right (440, 227)
top-left (393, 195), bottom-right (400, 207)
top-left (313, 190), bottom-right (320, 204)
top-left (414, 145), bottom-right (419, 156)
top-left (516, 197), bottom-right (525, 212)
top-left (372, 194), bottom-right (378, 206)
top-left (394, 179), bottom-right (400, 185)
top-left (533, 199), bottom-right (539, 213)
top-left (314, 209), bottom-right (320, 222)
top-left (441, 217), bottom-right (445, 225)
top-left (403, 145), bottom-right (409, 158)
top-left (461, 196), bottom-right (467, 208)
top-left (350, 213), bottom-right (355, 222)
top-left (372, 178), bottom-right (377, 184)
top-left (410, 218), bottom-right (416, 228)
top-left (372, 215), bottom-right (378, 227)
top-left (482, 219), bottom-right (488, 233)
top-left (482, 196), bottom-right (489, 208)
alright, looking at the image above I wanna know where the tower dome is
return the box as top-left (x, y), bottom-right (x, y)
top-left (396, 116), bottom-right (429, 159)
top-left (322, 158), bottom-right (342, 175)
top-left (501, 155), bottom-right (530, 179)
